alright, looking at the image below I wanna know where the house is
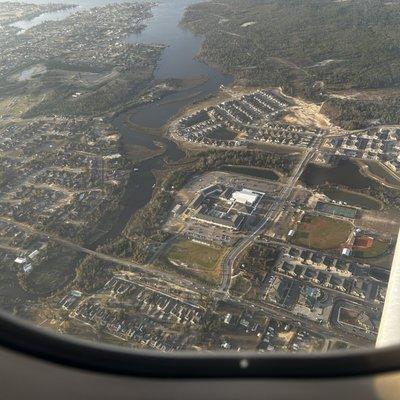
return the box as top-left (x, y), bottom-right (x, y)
top-left (342, 247), bottom-right (351, 256)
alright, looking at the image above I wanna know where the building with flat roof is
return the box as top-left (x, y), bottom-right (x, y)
top-left (192, 211), bottom-right (245, 230)
top-left (231, 189), bottom-right (259, 206)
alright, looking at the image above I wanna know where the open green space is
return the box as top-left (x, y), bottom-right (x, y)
top-left (219, 164), bottom-right (280, 181)
top-left (362, 160), bottom-right (400, 188)
top-left (208, 127), bottom-right (238, 141)
top-left (293, 214), bottom-right (352, 250)
top-left (22, 248), bottom-right (79, 296)
top-left (166, 239), bottom-right (224, 284)
top-left (352, 239), bottom-right (390, 259)
top-left (230, 274), bottom-right (252, 297)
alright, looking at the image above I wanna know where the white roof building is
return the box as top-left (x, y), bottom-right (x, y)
top-left (104, 153), bottom-right (121, 159)
top-left (231, 189), bottom-right (259, 206)
top-left (23, 264), bottom-right (33, 274)
top-left (28, 250), bottom-right (39, 259)
top-left (342, 247), bottom-right (351, 256)
top-left (224, 313), bottom-right (232, 325)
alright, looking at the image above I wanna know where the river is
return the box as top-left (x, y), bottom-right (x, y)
top-left (0, 0), bottom-right (232, 295)
top-left (1, 0), bottom-right (233, 245)
top-left (101, 0), bottom-right (232, 246)
top-left (9, 0), bottom-right (232, 246)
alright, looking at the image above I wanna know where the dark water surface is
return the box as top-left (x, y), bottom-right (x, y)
top-left (104, 0), bottom-right (232, 243)
top-left (4, 0), bottom-right (232, 246)
top-left (125, 0), bottom-right (232, 129)
top-left (322, 187), bottom-right (382, 210)
top-left (301, 159), bottom-right (376, 189)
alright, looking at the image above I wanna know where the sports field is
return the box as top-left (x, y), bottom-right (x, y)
top-left (315, 201), bottom-right (358, 219)
top-left (166, 239), bottom-right (224, 284)
top-left (293, 214), bottom-right (353, 250)
top-left (352, 239), bottom-right (390, 259)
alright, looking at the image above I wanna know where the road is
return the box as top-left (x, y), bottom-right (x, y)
top-left (0, 216), bottom-right (211, 296)
top-left (219, 136), bottom-right (323, 292)
top-left (0, 212), bottom-right (371, 347)
top-left (222, 294), bottom-right (372, 347)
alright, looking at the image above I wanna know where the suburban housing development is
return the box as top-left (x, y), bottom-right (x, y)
top-left (0, 0), bottom-right (399, 354)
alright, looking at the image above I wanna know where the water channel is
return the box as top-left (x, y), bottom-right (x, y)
top-left (105, 0), bottom-right (233, 245)
top-left (0, 0), bottom-right (234, 300)
top-left (2, 0), bottom-right (233, 247)
top-left (108, 0), bottom-right (232, 245)
top-left (10, 6), bottom-right (78, 33)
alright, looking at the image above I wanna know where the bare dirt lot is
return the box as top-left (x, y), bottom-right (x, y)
top-left (359, 209), bottom-right (400, 236)
top-left (281, 98), bottom-right (332, 129)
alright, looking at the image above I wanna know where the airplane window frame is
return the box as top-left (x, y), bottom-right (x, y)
top-left (0, 309), bottom-right (399, 379)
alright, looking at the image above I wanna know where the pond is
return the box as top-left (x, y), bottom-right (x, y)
top-left (322, 187), bottom-right (382, 210)
top-left (301, 159), bottom-right (376, 189)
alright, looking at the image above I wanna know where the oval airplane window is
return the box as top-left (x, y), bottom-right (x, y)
top-left (0, 0), bottom-right (398, 358)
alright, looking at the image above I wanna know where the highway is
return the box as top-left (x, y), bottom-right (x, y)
top-left (219, 136), bottom-right (323, 292)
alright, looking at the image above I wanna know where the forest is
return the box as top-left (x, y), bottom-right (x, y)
top-left (321, 98), bottom-right (400, 129)
top-left (182, 0), bottom-right (400, 112)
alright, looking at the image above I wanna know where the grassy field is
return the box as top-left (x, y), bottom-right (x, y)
top-left (362, 160), bottom-right (400, 188)
top-left (0, 94), bottom-right (42, 117)
top-left (293, 214), bottom-right (352, 250)
top-left (230, 274), bottom-right (252, 297)
top-left (166, 239), bottom-right (224, 284)
top-left (24, 249), bottom-right (79, 296)
top-left (352, 239), bottom-right (390, 259)
top-left (123, 141), bottom-right (164, 164)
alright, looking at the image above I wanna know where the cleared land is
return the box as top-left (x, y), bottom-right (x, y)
top-left (166, 239), bottom-right (224, 284)
top-left (362, 160), bottom-right (400, 188)
top-left (293, 214), bottom-right (352, 250)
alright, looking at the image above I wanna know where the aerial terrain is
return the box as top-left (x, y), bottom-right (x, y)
top-left (0, 0), bottom-right (399, 352)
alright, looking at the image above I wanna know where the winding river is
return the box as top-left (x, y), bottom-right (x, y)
top-left (103, 0), bottom-right (232, 245)
top-left (74, 0), bottom-right (232, 245)
top-left (1, 0), bottom-right (233, 246)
